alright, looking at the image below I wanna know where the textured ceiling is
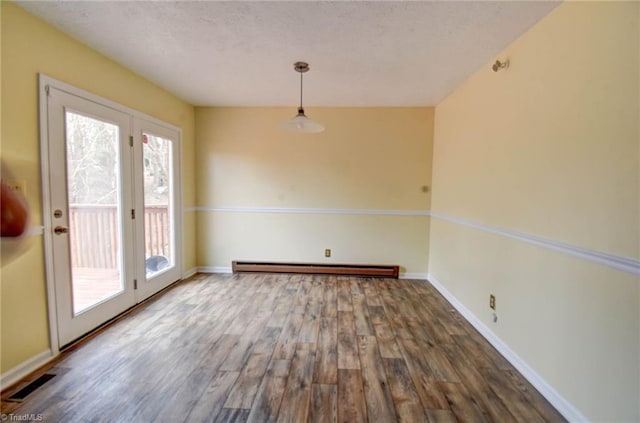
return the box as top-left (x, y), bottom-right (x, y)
top-left (16, 1), bottom-right (559, 107)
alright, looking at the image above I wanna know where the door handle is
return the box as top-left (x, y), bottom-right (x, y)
top-left (54, 226), bottom-right (69, 235)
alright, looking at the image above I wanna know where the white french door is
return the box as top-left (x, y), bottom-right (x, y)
top-left (41, 77), bottom-right (182, 348)
top-left (46, 87), bottom-right (136, 346)
top-left (132, 119), bottom-right (182, 301)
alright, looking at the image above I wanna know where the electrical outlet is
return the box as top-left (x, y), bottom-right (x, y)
top-left (489, 294), bottom-right (496, 310)
top-left (324, 249), bottom-right (331, 258)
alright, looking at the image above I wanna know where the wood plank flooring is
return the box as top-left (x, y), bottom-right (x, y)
top-left (1, 274), bottom-right (566, 422)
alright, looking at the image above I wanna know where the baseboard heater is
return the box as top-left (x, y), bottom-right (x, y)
top-left (232, 261), bottom-right (399, 278)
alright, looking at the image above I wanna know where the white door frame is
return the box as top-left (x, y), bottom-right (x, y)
top-left (39, 74), bottom-right (183, 353)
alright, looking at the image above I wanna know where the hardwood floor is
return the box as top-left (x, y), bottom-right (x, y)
top-left (1, 274), bottom-right (566, 422)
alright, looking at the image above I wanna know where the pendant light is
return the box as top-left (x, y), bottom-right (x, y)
top-left (281, 61), bottom-right (325, 133)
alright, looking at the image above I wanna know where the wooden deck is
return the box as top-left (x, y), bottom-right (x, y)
top-left (1, 274), bottom-right (566, 422)
top-left (72, 268), bottom-right (121, 313)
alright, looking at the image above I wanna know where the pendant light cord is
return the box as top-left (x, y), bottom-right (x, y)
top-left (299, 71), bottom-right (304, 109)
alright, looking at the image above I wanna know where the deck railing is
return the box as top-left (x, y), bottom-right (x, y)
top-left (69, 204), bottom-right (170, 268)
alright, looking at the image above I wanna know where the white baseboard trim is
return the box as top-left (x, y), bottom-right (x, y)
top-left (182, 267), bottom-right (198, 279)
top-left (198, 266), bottom-right (233, 274)
top-left (426, 273), bottom-right (587, 423)
top-left (399, 272), bottom-right (428, 280)
top-left (1, 349), bottom-right (54, 391)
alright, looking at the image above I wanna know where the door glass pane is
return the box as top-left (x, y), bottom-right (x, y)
top-left (142, 132), bottom-right (173, 278)
top-left (66, 111), bottom-right (123, 314)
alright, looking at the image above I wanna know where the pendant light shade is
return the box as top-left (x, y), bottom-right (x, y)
top-left (281, 107), bottom-right (325, 133)
top-left (281, 62), bottom-right (325, 134)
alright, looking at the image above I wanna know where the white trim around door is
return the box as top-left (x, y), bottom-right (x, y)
top-left (39, 74), bottom-right (184, 352)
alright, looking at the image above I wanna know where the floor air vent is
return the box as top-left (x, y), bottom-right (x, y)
top-left (232, 261), bottom-right (399, 278)
top-left (7, 373), bottom-right (56, 402)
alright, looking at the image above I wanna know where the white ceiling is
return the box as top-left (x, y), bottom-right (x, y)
top-left (16, 1), bottom-right (560, 107)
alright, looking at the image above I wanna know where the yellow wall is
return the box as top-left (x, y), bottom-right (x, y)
top-left (429, 2), bottom-right (639, 421)
top-left (195, 107), bottom-right (433, 274)
top-left (0, 3), bottom-right (196, 372)
top-left (3, 2), bottom-right (638, 420)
